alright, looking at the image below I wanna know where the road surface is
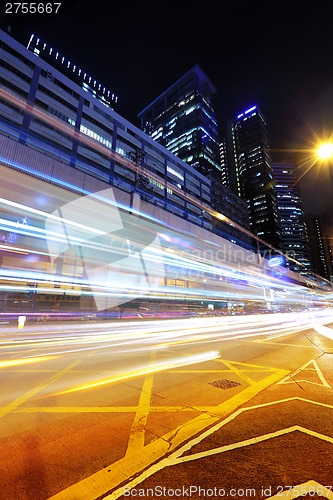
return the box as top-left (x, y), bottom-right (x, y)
top-left (1, 310), bottom-right (333, 499)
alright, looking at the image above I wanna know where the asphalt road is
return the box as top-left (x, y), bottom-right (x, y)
top-left (1, 310), bottom-right (333, 500)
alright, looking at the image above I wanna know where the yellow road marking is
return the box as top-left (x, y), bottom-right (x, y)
top-left (313, 359), bottom-right (331, 387)
top-left (170, 367), bottom-right (276, 373)
top-left (254, 332), bottom-right (299, 342)
top-left (1, 365), bottom-right (278, 379)
top-left (11, 406), bottom-right (217, 413)
top-left (47, 368), bottom-right (288, 500)
top-left (102, 394), bottom-right (333, 500)
top-left (218, 359), bottom-right (279, 370)
top-left (255, 340), bottom-right (314, 348)
top-left (55, 351), bottom-right (220, 395)
top-left (244, 396), bottom-right (333, 412)
top-left (175, 425), bottom-right (333, 464)
top-left (268, 481), bottom-right (333, 499)
top-left (218, 359), bottom-right (256, 385)
top-left (282, 379), bottom-right (329, 387)
top-left (277, 359), bottom-right (331, 387)
top-left (277, 359), bottom-right (316, 384)
top-left (101, 371), bottom-right (289, 500)
top-left (169, 369), bottom-right (231, 373)
top-left (0, 358), bottom-right (82, 420)
top-left (14, 395), bottom-right (333, 414)
top-left (125, 352), bottom-right (155, 455)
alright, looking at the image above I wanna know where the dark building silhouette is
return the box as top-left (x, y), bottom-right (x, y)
top-left (138, 65), bottom-right (251, 248)
top-left (305, 214), bottom-right (331, 280)
top-left (224, 106), bottom-right (282, 251)
top-left (323, 235), bottom-right (333, 282)
top-left (220, 119), bottom-right (241, 196)
top-left (138, 64), bottom-right (220, 179)
top-left (272, 162), bottom-right (310, 273)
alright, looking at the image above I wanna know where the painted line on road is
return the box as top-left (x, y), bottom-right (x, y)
top-left (244, 395), bottom-right (333, 412)
top-left (174, 425), bottom-right (333, 464)
top-left (170, 367), bottom-right (276, 373)
top-left (313, 359), bottom-right (331, 387)
top-left (277, 359), bottom-right (331, 388)
top-left (125, 351), bottom-right (156, 455)
top-left (103, 396), bottom-right (333, 500)
top-left (47, 368), bottom-right (288, 500)
top-left (218, 359), bottom-right (256, 385)
top-left (0, 357), bottom-right (83, 420)
top-left (217, 359), bottom-right (281, 370)
top-left (254, 331), bottom-right (301, 342)
top-left (9, 359), bottom-right (288, 416)
top-left (12, 405), bottom-right (216, 413)
top-left (14, 395), bottom-right (333, 415)
top-left (255, 340), bottom-right (315, 348)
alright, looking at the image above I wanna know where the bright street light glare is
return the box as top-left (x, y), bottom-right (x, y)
top-left (317, 143), bottom-right (333, 159)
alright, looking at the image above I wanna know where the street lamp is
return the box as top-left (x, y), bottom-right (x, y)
top-left (317, 142), bottom-right (333, 160)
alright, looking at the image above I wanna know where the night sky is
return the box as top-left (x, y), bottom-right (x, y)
top-left (2, 0), bottom-right (333, 232)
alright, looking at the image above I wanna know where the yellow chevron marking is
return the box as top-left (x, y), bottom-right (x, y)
top-left (277, 359), bottom-right (330, 388)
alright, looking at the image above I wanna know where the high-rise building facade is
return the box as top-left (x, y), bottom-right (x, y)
top-left (0, 30), bottom-right (212, 229)
top-left (220, 119), bottom-right (241, 196)
top-left (138, 65), bottom-right (251, 247)
top-left (138, 64), bottom-right (220, 179)
top-left (323, 235), bottom-right (333, 282)
top-left (219, 137), bottom-right (228, 188)
top-left (27, 34), bottom-right (119, 109)
top-left (272, 163), bottom-right (310, 273)
top-left (229, 105), bottom-right (282, 251)
top-left (305, 214), bottom-right (331, 281)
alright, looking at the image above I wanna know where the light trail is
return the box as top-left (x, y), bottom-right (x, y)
top-left (0, 97), bottom-right (331, 318)
top-left (2, 310), bottom-right (332, 359)
top-left (0, 355), bottom-right (58, 368)
top-left (0, 309), bottom-right (332, 399)
top-left (55, 351), bottom-right (221, 394)
top-left (0, 85), bottom-right (316, 274)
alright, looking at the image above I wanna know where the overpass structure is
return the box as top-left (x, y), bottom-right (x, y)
top-left (0, 125), bottom-right (332, 319)
top-left (0, 29), bottom-right (332, 319)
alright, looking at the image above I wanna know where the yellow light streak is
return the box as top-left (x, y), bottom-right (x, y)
top-left (152, 336), bottom-right (210, 347)
top-left (0, 355), bottom-right (58, 368)
top-left (56, 351), bottom-right (220, 395)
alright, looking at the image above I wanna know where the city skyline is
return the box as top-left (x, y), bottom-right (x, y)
top-left (3, 0), bottom-right (333, 232)
top-left (1, 7), bottom-right (333, 495)
top-left (3, 2), bottom-right (332, 143)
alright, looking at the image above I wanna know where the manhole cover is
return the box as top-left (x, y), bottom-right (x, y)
top-left (209, 379), bottom-right (241, 389)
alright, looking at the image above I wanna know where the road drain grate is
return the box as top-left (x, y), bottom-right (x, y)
top-left (209, 379), bottom-right (241, 389)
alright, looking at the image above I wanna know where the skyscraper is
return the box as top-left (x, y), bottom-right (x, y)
top-left (0, 30), bottom-right (212, 229)
top-left (228, 106), bottom-right (282, 251)
top-left (138, 65), bottom-right (251, 247)
top-left (272, 162), bottom-right (310, 273)
top-left (305, 215), bottom-right (331, 280)
top-left (323, 235), bottom-right (333, 282)
top-left (138, 64), bottom-right (220, 179)
top-left (220, 119), bottom-right (241, 196)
